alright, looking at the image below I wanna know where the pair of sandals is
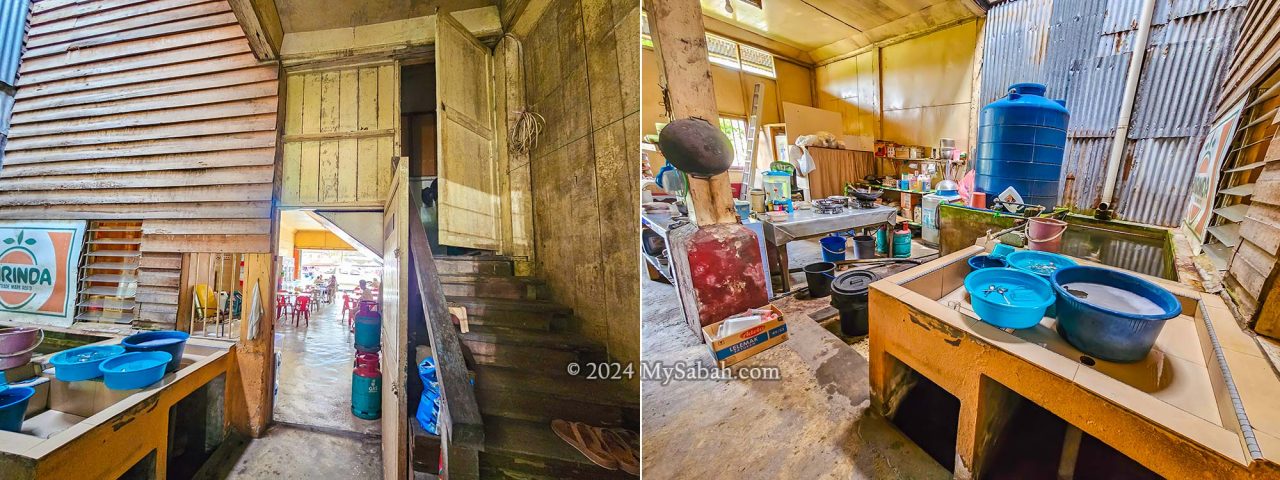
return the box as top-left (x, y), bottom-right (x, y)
top-left (551, 419), bottom-right (639, 475)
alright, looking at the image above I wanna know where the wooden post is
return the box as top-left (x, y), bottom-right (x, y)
top-left (645, 0), bottom-right (738, 226)
top-left (230, 253), bottom-right (276, 437)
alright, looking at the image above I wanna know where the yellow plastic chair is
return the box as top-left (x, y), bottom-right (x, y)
top-left (194, 284), bottom-right (219, 321)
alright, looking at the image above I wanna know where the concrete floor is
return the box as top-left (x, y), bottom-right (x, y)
top-left (641, 237), bottom-right (948, 479)
top-left (274, 300), bottom-right (381, 435)
top-left (197, 425), bottom-right (382, 480)
top-left (198, 298), bottom-right (386, 479)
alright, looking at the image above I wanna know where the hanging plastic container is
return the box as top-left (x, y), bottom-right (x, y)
top-left (352, 352), bottom-right (382, 420)
top-left (820, 235), bottom-right (846, 262)
top-left (921, 190), bottom-right (963, 246)
top-left (354, 300), bottom-right (381, 353)
top-left (974, 83), bottom-right (1070, 209)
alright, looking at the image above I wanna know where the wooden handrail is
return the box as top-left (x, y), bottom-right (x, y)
top-left (408, 193), bottom-right (485, 451)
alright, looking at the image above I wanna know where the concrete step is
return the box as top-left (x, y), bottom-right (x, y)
top-left (479, 417), bottom-right (634, 480)
top-left (440, 274), bottom-right (544, 300)
top-left (434, 256), bottom-right (514, 276)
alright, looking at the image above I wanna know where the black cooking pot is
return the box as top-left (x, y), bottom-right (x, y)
top-left (657, 118), bottom-right (734, 177)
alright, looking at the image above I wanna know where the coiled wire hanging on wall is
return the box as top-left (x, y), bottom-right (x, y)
top-left (502, 33), bottom-right (544, 156)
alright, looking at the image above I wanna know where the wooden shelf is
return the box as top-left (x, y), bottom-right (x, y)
top-left (81, 273), bottom-right (139, 283)
top-left (87, 238), bottom-right (141, 245)
top-left (82, 261), bottom-right (140, 270)
top-left (75, 311), bottom-right (136, 324)
top-left (78, 298), bottom-right (136, 310)
top-left (1208, 222), bottom-right (1242, 247)
top-left (1224, 161), bottom-right (1264, 173)
top-left (1203, 242), bottom-right (1233, 271)
top-left (860, 182), bottom-right (934, 195)
top-left (80, 286), bottom-right (136, 298)
top-left (84, 250), bottom-right (141, 258)
top-left (1213, 204), bottom-right (1250, 223)
top-left (1220, 183), bottom-right (1255, 197)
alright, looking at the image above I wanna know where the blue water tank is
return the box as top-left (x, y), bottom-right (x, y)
top-left (974, 83), bottom-right (1070, 209)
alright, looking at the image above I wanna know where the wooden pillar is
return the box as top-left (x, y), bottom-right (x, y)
top-left (644, 0), bottom-right (737, 226)
top-left (229, 253), bottom-right (276, 437)
top-left (645, 0), bottom-right (770, 328)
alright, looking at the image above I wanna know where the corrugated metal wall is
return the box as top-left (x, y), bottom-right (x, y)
top-left (980, 0), bottom-right (1247, 226)
top-left (0, 0), bottom-right (30, 153)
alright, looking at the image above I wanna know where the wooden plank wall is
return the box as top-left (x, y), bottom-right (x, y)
top-left (1218, 0), bottom-right (1280, 337)
top-left (280, 64), bottom-right (399, 207)
top-left (0, 0), bottom-right (280, 328)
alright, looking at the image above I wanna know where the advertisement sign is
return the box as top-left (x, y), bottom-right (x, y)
top-left (0, 221), bottom-right (86, 326)
top-left (1183, 101), bottom-right (1245, 255)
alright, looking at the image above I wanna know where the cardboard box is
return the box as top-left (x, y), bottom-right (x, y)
top-left (702, 305), bottom-right (788, 368)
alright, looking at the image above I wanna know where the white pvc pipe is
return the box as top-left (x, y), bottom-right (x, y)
top-left (1100, 0), bottom-right (1158, 207)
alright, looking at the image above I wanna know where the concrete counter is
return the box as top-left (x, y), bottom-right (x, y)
top-left (0, 336), bottom-right (236, 479)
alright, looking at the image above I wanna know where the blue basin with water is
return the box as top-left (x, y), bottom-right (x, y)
top-left (49, 344), bottom-right (126, 381)
top-left (121, 330), bottom-right (188, 373)
top-left (1051, 266), bottom-right (1182, 363)
top-left (99, 351), bottom-right (173, 390)
top-left (964, 268), bottom-right (1055, 329)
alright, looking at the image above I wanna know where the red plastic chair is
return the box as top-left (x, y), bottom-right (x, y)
top-left (276, 295), bottom-right (290, 321)
top-left (293, 295), bottom-right (311, 326)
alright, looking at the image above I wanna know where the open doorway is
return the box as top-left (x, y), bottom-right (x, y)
top-left (271, 209), bottom-right (385, 436)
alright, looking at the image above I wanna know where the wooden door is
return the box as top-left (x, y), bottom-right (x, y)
top-left (381, 160), bottom-right (410, 479)
top-left (436, 12), bottom-right (501, 250)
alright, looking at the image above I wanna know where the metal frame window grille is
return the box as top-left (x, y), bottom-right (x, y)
top-left (639, 12), bottom-right (777, 79)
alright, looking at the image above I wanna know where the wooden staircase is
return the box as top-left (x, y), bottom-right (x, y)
top-left (420, 255), bottom-right (639, 479)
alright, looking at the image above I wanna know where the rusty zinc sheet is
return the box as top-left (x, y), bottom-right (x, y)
top-left (979, 0), bottom-right (1247, 226)
top-left (0, 0), bottom-right (28, 87)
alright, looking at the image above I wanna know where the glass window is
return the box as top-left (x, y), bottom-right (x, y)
top-left (640, 12), bottom-right (777, 79)
top-left (718, 116), bottom-right (750, 169)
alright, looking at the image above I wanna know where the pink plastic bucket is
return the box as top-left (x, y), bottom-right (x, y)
top-left (1027, 217), bottom-right (1068, 252)
top-left (0, 327), bottom-right (43, 370)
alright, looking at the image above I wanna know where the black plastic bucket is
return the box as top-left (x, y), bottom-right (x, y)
top-left (803, 262), bottom-right (837, 298)
top-left (831, 270), bottom-right (877, 336)
top-left (851, 235), bottom-right (876, 259)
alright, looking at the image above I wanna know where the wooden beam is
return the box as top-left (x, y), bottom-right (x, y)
top-left (646, 0), bottom-right (738, 226)
top-left (409, 193), bottom-right (486, 451)
top-left (227, 0), bottom-right (283, 61)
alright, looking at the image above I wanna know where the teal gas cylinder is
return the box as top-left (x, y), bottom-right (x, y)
top-left (354, 300), bottom-right (381, 352)
top-left (352, 352), bottom-right (382, 420)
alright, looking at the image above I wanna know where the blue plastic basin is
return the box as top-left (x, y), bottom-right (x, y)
top-left (1051, 266), bottom-right (1182, 363)
top-left (968, 255), bottom-right (1007, 270)
top-left (1006, 250), bottom-right (1077, 278)
top-left (98, 351), bottom-right (172, 390)
top-left (121, 330), bottom-right (188, 373)
top-left (49, 345), bottom-right (125, 381)
top-left (0, 386), bottom-right (33, 432)
top-left (964, 268), bottom-right (1055, 329)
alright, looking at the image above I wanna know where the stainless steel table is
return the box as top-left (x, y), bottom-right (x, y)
top-left (762, 205), bottom-right (897, 292)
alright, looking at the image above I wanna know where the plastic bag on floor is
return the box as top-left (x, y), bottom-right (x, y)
top-left (417, 357), bottom-right (441, 434)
